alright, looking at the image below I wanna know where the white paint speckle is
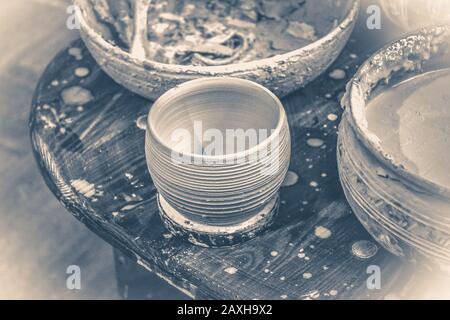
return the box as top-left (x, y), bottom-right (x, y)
top-left (270, 251), bottom-right (278, 257)
top-left (329, 289), bottom-right (338, 296)
top-left (224, 267), bottom-right (238, 275)
top-left (309, 181), bottom-right (319, 188)
top-left (280, 294), bottom-right (288, 299)
top-left (298, 252), bottom-right (306, 259)
top-left (281, 171), bottom-right (299, 187)
top-left (315, 226), bottom-right (332, 239)
top-left (302, 272), bottom-right (313, 279)
top-left (327, 113), bottom-right (338, 121)
top-left (125, 173), bottom-right (134, 180)
top-left (61, 86), bottom-right (94, 106)
top-left (74, 67), bottom-right (90, 78)
top-left (329, 68), bottom-right (346, 80)
top-left (307, 138), bottom-right (325, 148)
top-left (68, 47), bottom-right (83, 60)
top-left (300, 290), bottom-right (320, 300)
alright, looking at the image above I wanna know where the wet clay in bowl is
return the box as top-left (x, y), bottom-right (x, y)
top-left (74, 0), bottom-right (359, 99)
top-left (338, 26), bottom-right (450, 274)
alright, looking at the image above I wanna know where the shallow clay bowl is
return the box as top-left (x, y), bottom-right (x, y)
top-left (74, 0), bottom-right (359, 100)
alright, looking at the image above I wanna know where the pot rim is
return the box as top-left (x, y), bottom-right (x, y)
top-left (73, 0), bottom-right (360, 74)
top-left (345, 25), bottom-right (450, 198)
top-left (146, 77), bottom-right (288, 162)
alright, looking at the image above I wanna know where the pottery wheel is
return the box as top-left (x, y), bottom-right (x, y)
top-left (30, 38), bottom-right (415, 300)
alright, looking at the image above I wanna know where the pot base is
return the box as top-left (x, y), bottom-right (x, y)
top-left (157, 193), bottom-right (279, 248)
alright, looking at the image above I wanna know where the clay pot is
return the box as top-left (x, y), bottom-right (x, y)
top-left (145, 78), bottom-right (291, 247)
top-left (338, 26), bottom-right (450, 274)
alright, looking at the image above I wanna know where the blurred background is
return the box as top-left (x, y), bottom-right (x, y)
top-left (0, 0), bottom-right (118, 299)
top-left (0, 0), bottom-right (448, 299)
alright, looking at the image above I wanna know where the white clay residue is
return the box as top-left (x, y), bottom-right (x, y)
top-left (224, 266), bottom-right (238, 275)
top-left (327, 113), bottom-right (338, 121)
top-left (61, 86), bottom-right (94, 106)
top-left (329, 289), bottom-right (338, 296)
top-left (74, 67), bottom-right (90, 78)
top-left (300, 290), bottom-right (320, 300)
top-left (314, 226), bottom-right (332, 239)
top-left (366, 68), bottom-right (450, 188)
top-left (281, 171), bottom-right (299, 187)
top-left (125, 172), bottom-right (134, 180)
top-left (351, 240), bottom-right (378, 259)
top-left (307, 138), bottom-right (325, 148)
top-left (68, 47), bottom-right (83, 60)
top-left (309, 181), bottom-right (319, 188)
top-left (329, 68), bottom-right (346, 80)
top-left (71, 179), bottom-right (98, 198)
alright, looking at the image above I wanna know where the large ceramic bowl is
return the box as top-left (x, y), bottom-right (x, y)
top-left (74, 0), bottom-right (359, 100)
top-left (338, 26), bottom-right (450, 274)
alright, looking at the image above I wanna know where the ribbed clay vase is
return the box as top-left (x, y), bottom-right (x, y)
top-left (145, 78), bottom-right (291, 247)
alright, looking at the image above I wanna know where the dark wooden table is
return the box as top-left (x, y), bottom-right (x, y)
top-left (30, 18), bottom-right (423, 299)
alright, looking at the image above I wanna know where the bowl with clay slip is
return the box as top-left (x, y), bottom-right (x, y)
top-left (338, 26), bottom-right (450, 274)
top-left (73, 0), bottom-right (359, 100)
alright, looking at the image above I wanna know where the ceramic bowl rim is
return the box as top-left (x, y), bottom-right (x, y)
top-left (346, 25), bottom-right (450, 198)
top-left (74, 0), bottom-right (360, 74)
top-left (146, 77), bottom-right (288, 162)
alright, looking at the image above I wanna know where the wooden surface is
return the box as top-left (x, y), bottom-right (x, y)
top-left (29, 19), bottom-right (421, 299)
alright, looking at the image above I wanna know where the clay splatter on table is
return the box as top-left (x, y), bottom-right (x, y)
top-left (29, 38), bottom-right (416, 300)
